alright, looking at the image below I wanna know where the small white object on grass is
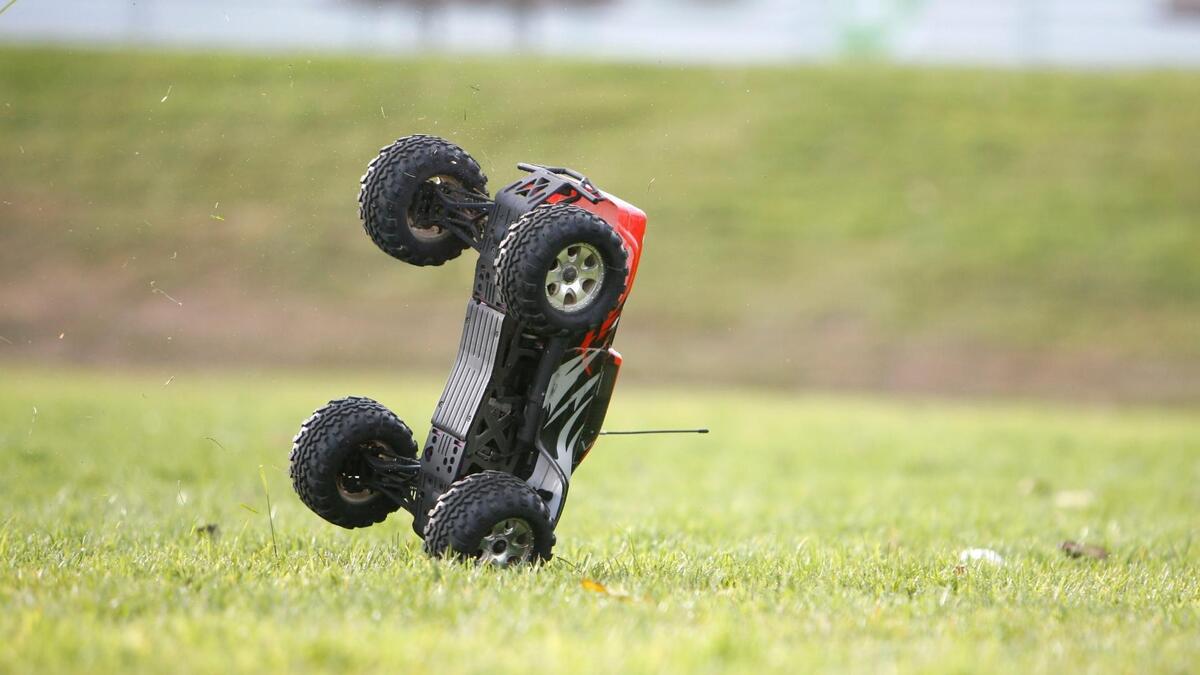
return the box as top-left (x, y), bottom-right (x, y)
top-left (1054, 490), bottom-right (1095, 509)
top-left (959, 548), bottom-right (1004, 565)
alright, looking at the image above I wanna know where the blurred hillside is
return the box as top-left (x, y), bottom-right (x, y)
top-left (1, 46), bottom-right (1198, 402)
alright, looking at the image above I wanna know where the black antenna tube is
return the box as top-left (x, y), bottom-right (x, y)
top-left (598, 429), bottom-right (709, 436)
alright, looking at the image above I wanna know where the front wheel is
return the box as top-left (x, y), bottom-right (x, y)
top-left (496, 203), bottom-right (629, 336)
top-left (423, 471), bottom-right (555, 567)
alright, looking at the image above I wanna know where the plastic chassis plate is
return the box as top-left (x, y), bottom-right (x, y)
top-left (409, 164), bottom-right (647, 534)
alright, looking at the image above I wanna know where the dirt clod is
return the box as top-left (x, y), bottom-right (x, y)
top-left (1059, 540), bottom-right (1108, 560)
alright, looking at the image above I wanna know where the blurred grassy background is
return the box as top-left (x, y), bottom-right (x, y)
top-left (3, 44), bottom-right (1199, 674)
top-left (1, 46), bottom-right (1198, 402)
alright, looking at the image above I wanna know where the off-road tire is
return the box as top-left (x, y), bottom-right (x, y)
top-left (358, 134), bottom-right (488, 266)
top-left (290, 396), bottom-right (417, 529)
top-left (496, 203), bottom-right (628, 336)
top-left (423, 471), bottom-right (555, 566)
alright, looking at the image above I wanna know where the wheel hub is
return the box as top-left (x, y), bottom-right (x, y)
top-left (545, 243), bottom-right (605, 313)
top-left (408, 175), bottom-right (461, 241)
top-left (478, 517), bottom-right (534, 567)
top-left (335, 441), bottom-right (394, 504)
top-left (335, 473), bottom-right (376, 504)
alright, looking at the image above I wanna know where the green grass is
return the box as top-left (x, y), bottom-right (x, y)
top-left (1, 47), bottom-right (1199, 399)
top-left (2, 368), bottom-right (1197, 672)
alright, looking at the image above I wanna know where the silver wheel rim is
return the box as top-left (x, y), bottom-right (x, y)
top-left (478, 517), bottom-right (535, 567)
top-left (408, 175), bottom-right (459, 241)
top-left (545, 243), bottom-right (606, 313)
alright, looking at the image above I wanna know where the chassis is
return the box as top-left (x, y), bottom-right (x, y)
top-left (289, 135), bottom-right (645, 566)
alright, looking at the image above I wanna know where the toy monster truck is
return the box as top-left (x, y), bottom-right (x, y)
top-left (289, 135), bottom-right (645, 567)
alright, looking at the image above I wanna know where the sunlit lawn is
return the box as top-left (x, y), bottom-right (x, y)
top-left (1, 366), bottom-right (1197, 672)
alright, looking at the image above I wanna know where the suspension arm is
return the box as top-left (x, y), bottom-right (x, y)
top-left (424, 183), bottom-right (495, 251)
top-left (361, 454), bottom-right (422, 510)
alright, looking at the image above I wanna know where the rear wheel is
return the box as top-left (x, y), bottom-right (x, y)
top-left (358, 134), bottom-right (489, 266)
top-left (423, 471), bottom-right (555, 567)
top-left (289, 397), bottom-right (417, 528)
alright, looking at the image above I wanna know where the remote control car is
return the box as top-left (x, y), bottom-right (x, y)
top-left (289, 135), bottom-right (646, 567)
